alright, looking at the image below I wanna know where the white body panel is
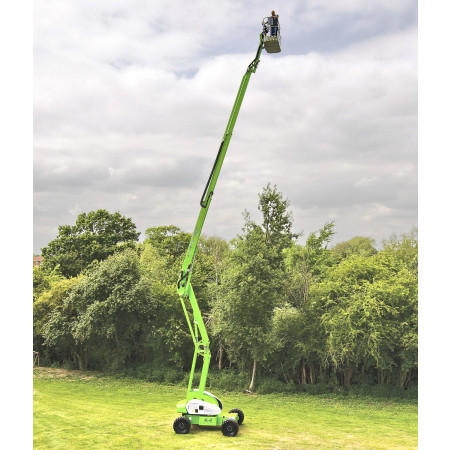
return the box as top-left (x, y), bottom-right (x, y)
top-left (186, 399), bottom-right (222, 416)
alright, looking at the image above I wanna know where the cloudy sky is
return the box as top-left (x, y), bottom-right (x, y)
top-left (33, 0), bottom-right (418, 253)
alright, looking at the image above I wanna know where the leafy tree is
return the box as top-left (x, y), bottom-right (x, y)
top-left (197, 236), bottom-right (230, 295)
top-left (34, 276), bottom-right (82, 336)
top-left (144, 225), bottom-right (191, 260)
top-left (283, 222), bottom-right (335, 307)
top-left (41, 209), bottom-right (140, 277)
top-left (380, 227), bottom-right (418, 387)
top-left (33, 275), bottom-right (83, 364)
top-left (198, 236), bottom-right (231, 369)
top-left (331, 236), bottom-right (377, 263)
top-left (213, 185), bottom-right (297, 389)
top-left (214, 223), bottom-right (278, 390)
top-left (41, 278), bottom-right (87, 369)
top-left (382, 227), bottom-right (418, 274)
top-left (188, 235), bottom-right (230, 320)
top-left (270, 303), bottom-right (325, 384)
top-left (142, 227), bottom-right (230, 369)
top-left (266, 223), bottom-right (335, 384)
top-left (44, 248), bottom-right (154, 370)
top-left (312, 251), bottom-right (417, 387)
top-left (140, 241), bottom-right (193, 368)
top-left (258, 182), bottom-right (299, 262)
top-left (33, 266), bottom-right (64, 302)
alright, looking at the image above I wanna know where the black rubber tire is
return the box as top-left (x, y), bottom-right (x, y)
top-left (221, 418), bottom-right (239, 437)
top-left (173, 416), bottom-right (191, 434)
top-left (229, 408), bottom-right (244, 425)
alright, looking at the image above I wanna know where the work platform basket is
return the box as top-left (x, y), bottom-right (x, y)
top-left (262, 17), bottom-right (281, 53)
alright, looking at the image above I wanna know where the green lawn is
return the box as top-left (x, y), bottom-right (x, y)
top-left (33, 368), bottom-right (417, 449)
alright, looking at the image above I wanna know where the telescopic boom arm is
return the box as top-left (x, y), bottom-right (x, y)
top-left (177, 34), bottom-right (264, 397)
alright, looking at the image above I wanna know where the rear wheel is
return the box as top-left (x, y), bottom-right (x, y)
top-left (221, 418), bottom-right (239, 437)
top-left (229, 408), bottom-right (244, 425)
top-left (173, 416), bottom-right (191, 434)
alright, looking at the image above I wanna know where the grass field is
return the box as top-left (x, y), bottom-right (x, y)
top-left (33, 368), bottom-right (417, 449)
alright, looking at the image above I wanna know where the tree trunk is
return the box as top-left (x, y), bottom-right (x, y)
top-left (73, 346), bottom-right (88, 370)
top-left (113, 331), bottom-right (122, 368)
top-left (309, 364), bottom-right (316, 385)
top-left (342, 367), bottom-right (354, 386)
top-left (249, 359), bottom-right (257, 391)
top-left (318, 364), bottom-right (325, 383)
top-left (300, 362), bottom-right (307, 384)
top-left (81, 346), bottom-right (88, 370)
top-left (218, 343), bottom-right (223, 371)
top-left (280, 362), bottom-right (289, 384)
top-left (399, 369), bottom-right (411, 390)
top-left (113, 332), bottom-right (121, 352)
top-left (71, 349), bottom-right (78, 368)
top-left (377, 369), bottom-right (386, 384)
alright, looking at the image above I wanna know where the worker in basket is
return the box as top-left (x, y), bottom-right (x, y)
top-left (270, 10), bottom-right (279, 36)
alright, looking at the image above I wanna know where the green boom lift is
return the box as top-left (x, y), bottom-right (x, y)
top-left (173, 16), bottom-right (281, 437)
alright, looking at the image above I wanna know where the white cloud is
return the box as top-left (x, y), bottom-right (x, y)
top-left (34, 0), bottom-right (417, 252)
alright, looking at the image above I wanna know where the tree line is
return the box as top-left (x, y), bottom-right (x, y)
top-left (33, 184), bottom-right (417, 390)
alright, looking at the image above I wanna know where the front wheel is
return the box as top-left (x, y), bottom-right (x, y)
top-left (221, 418), bottom-right (239, 437)
top-left (229, 408), bottom-right (244, 425)
top-left (173, 416), bottom-right (191, 434)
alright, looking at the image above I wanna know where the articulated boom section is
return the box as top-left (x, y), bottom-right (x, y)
top-left (174, 19), bottom-right (280, 437)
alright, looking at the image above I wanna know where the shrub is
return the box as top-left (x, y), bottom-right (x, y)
top-left (181, 371), bottom-right (202, 388)
top-left (255, 377), bottom-right (299, 394)
top-left (97, 363), bottom-right (417, 402)
top-left (302, 383), bottom-right (333, 395)
top-left (210, 369), bottom-right (248, 392)
top-left (163, 368), bottom-right (184, 385)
